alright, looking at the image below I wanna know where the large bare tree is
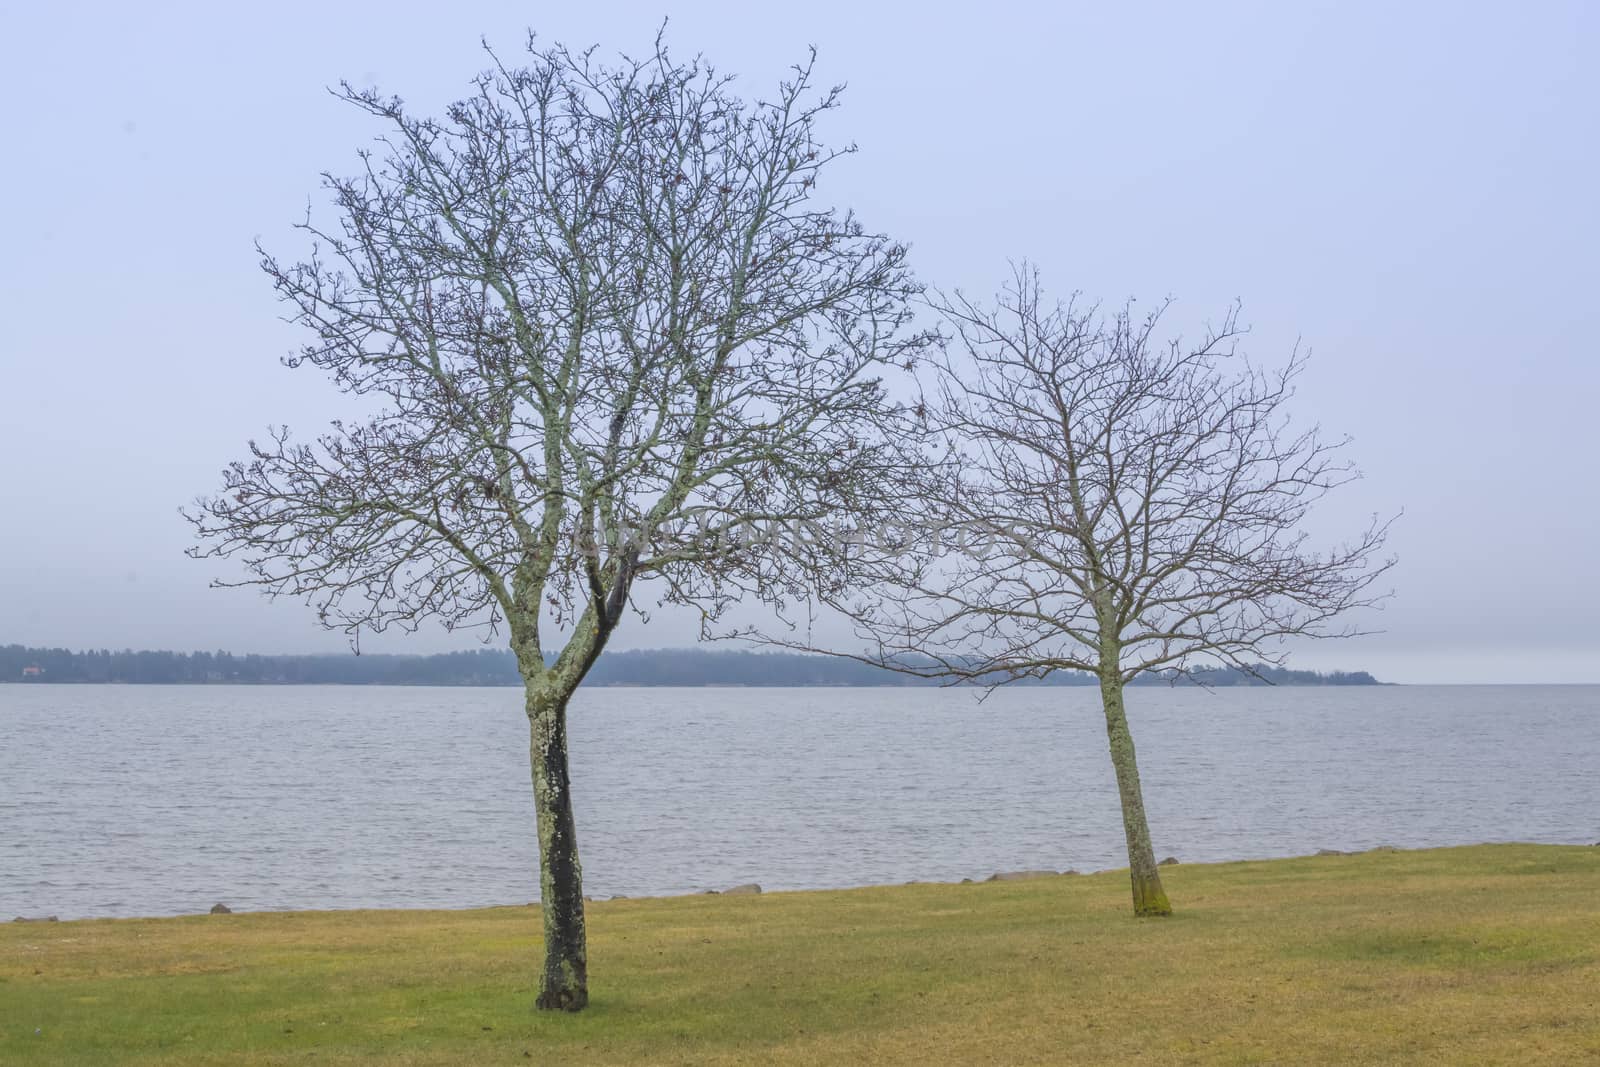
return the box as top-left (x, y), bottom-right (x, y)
top-left (187, 36), bottom-right (928, 1010)
top-left (832, 267), bottom-right (1392, 917)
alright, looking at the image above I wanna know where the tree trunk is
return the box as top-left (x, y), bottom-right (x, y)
top-left (1097, 670), bottom-right (1172, 917)
top-left (527, 686), bottom-right (588, 1011)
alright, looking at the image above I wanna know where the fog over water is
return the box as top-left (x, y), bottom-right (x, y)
top-left (2, 2), bottom-right (1597, 683)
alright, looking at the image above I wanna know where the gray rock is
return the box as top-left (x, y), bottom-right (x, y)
top-left (13, 915), bottom-right (59, 923)
top-left (1061, 869), bottom-right (1081, 876)
top-left (1368, 845), bottom-right (1401, 853)
top-left (1158, 856), bottom-right (1180, 866)
top-left (722, 883), bottom-right (762, 896)
top-left (987, 870), bottom-right (1059, 882)
top-left (960, 878), bottom-right (974, 884)
top-left (209, 903), bottom-right (232, 914)
top-left (610, 894), bottom-right (629, 900)
top-left (1315, 848), bottom-right (1351, 856)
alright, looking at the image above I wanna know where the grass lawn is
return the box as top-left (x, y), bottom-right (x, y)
top-left (3, 844), bottom-right (1598, 1064)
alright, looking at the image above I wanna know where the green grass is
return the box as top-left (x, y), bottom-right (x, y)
top-left (3, 844), bottom-right (1598, 1064)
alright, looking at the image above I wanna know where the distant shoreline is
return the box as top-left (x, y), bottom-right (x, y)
top-left (0, 679), bottom-right (1397, 688)
top-left (2, 644), bottom-right (1381, 687)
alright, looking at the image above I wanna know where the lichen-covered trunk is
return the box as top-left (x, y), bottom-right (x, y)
top-left (527, 687), bottom-right (588, 1011)
top-left (1097, 669), bottom-right (1172, 917)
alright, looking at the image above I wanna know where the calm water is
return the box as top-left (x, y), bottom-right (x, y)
top-left (2, 684), bottom-right (1595, 919)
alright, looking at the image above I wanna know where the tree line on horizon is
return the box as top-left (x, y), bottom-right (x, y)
top-left (0, 644), bottom-right (1380, 687)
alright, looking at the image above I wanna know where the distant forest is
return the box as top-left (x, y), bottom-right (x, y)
top-left (0, 644), bottom-right (1380, 687)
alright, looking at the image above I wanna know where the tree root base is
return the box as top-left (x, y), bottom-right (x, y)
top-left (535, 987), bottom-right (589, 1013)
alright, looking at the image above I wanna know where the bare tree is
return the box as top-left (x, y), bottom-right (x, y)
top-left (186, 35), bottom-right (928, 1010)
top-left (833, 267), bottom-right (1393, 917)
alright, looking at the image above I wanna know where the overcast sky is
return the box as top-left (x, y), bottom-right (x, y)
top-left (2, 1), bottom-right (1595, 683)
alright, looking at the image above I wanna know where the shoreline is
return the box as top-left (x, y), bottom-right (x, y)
top-left (13, 840), bottom-right (1597, 925)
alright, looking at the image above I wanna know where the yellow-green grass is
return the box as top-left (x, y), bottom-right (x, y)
top-left (3, 844), bottom-right (1598, 1065)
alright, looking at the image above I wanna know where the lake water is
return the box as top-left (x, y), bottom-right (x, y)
top-left (2, 684), bottom-right (1595, 919)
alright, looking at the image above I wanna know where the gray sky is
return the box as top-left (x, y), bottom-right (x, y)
top-left (2, 1), bottom-right (1595, 683)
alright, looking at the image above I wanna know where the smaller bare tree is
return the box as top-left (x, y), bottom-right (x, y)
top-left (834, 267), bottom-right (1393, 916)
